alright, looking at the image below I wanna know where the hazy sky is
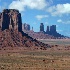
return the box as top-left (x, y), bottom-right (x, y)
top-left (0, 0), bottom-right (70, 36)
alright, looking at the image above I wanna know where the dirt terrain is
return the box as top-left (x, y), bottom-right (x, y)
top-left (0, 39), bottom-right (70, 70)
top-left (38, 39), bottom-right (70, 46)
top-left (0, 45), bottom-right (70, 70)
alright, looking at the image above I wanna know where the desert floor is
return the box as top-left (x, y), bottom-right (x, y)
top-left (38, 39), bottom-right (70, 46)
top-left (0, 39), bottom-right (70, 70)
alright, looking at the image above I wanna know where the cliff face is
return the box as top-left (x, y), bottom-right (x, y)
top-left (0, 9), bottom-right (22, 32)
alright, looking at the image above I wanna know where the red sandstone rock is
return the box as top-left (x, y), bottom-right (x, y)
top-left (0, 9), bottom-right (50, 49)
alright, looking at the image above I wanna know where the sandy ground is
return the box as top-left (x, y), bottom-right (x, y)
top-left (0, 39), bottom-right (70, 70)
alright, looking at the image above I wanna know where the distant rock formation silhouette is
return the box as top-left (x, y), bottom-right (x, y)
top-left (40, 23), bottom-right (44, 32)
top-left (22, 23), bottom-right (65, 39)
top-left (23, 23), bottom-right (30, 31)
top-left (45, 25), bottom-right (64, 37)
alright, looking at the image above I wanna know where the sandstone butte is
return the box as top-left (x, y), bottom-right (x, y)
top-left (0, 9), bottom-right (50, 50)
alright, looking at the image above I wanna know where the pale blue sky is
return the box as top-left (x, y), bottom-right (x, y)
top-left (0, 0), bottom-right (70, 36)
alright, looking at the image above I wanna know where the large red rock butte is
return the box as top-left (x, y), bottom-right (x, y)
top-left (0, 9), bottom-right (50, 49)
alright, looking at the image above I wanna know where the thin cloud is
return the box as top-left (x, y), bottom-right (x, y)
top-left (36, 15), bottom-right (49, 20)
top-left (57, 19), bottom-right (62, 23)
top-left (44, 22), bottom-right (49, 25)
top-left (57, 30), bottom-right (63, 32)
top-left (57, 19), bottom-right (70, 24)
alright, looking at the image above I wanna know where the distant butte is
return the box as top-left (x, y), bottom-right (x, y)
top-left (22, 23), bottom-right (67, 39)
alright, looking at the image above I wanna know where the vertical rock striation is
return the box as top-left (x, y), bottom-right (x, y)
top-left (0, 9), bottom-right (22, 32)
